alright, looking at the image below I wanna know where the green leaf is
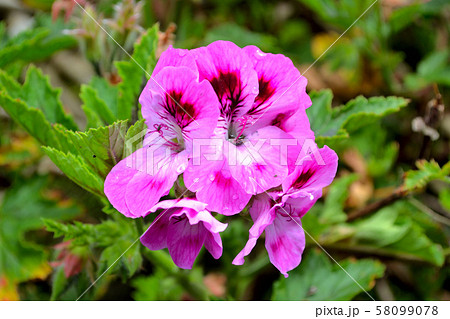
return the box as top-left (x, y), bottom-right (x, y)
top-left (44, 219), bottom-right (120, 247)
top-left (0, 66), bottom-right (78, 135)
top-left (80, 85), bottom-right (117, 126)
top-left (115, 25), bottom-right (158, 121)
top-left (0, 177), bottom-right (80, 284)
top-left (53, 121), bottom-right (129, 179)
top-left (123, 119), bottom-right (146, 156)
top-left (0, 27), bottom-right (76, 68)
top-left (404, 160), bottom-right (450, 191)
top-left (45, 216), bottom-right (143, 279)
top-left (0, 92), bottom-right (60, 148)
top-left (331, 202), bottom-right (445, 266)
top-left (302, 174), bottom-right (357, 241)
top-left (295, 0), bottom-right (379, 30)
top-left (22, 66), bottom-right (78, 130)
top-left (132, 271), bottom-right (184, 301)
top-left (320, 174), bottom-right (358, 224)
top-left (50, 266), bottom-right (68, 301)
top-left (307, 90), bottom-right (408, 146)
top-left (42, 147), bottom-right (105, 197)
top-left (79, 26), bottom-right (158, 125)
top-left (439, 188), bottom-right (450, 212)
top-left (353, 209), bottom-right (410, 247)
top-left (272, 249), bottom-right (385, 300)
top-left (416, 50), bottom-right (450, 85)
top-left (98, 238), bottom-right (142, 278)
top-left (387, 218), bottom-right (444, 266)
top-left (405, 49), bottom-right (450, 90)
top-left (7, 114), bottom-right (145, 196)
top-left (82, 104), bottom-right (104, 129)
top-left (80, 77), bottom-right (119, 127)
top-left (388, 4), bottom-right (423, 32)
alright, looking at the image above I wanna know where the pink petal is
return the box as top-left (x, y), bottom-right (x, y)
top-left (282, 109), bottom-right (316, 174)
top-left (104, 155), bottom-right (139, 218)
top-left (232, 194), bottom-right (276, 265)
top-left (174, 209), bottom-right (228, 233)
top-left (168, 204), bottom-right (226, 260)
top-left (283, 146), bottom-right (338, 197)
top-left (265, 214), bottom-right (305, 278)
top-left (180, 209), bottom-right (227, 259)
top-left (150, 198), bottom-right (208, 213)
top-left (282, 189), bottom-right (322, 218)
top-left (124, 146), bottom-right (189, 218)
top-left (140, 209), bottom-right (172, 250)
top-left (279, 108), bottom-right (315, 143)
top-left (152, 45), bottom-right (198, 78)
top-left (140, 66), bottom-right (220, 146)
top-left (228, 126), bottom-right (289, 194)
top-left (243, 45), bottom-right (311, 132)
top-left (167, 217), bottom-right (207, 269)
top-left (184, 157), bottom-right (251, 216)
top-left (204, 232), bottom-right (223, 259)
top-left (191, 41), bottom-right (259, 120)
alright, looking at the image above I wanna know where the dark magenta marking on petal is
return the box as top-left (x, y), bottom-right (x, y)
top-left (269, 234), bottom-right (285, 253)
top-left (172, 214), bottom-right (187, 224)
top-left (277, 204), bottom-right (295, 218)
top-left (292, 168), bottom-right (315, 190)
top-left (270, 111), bottom-right (295, 127)
top-left (248, 77), bottom-right (276, 115)
top-left (271, 113), bottom-right (287, 127)
top-left (254, 163), bottom-right (265, 172)
top-left (256, 77), bottom-right (276, 105)
top-left (163, 91), bottom-right (197, 128)
top-left (210, 71), bottom-right (246, 119)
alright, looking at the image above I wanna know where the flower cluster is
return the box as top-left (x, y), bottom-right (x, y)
top-left (104, 41), bottom-right (338, 277)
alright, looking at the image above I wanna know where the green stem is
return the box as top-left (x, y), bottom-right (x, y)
top-left (135, 218), bottom-right (145, 235)
top-left (135, 219), bottom-right (145, 254)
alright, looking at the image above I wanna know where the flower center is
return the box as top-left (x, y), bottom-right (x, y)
top-left (227, 115), bottom-right (255, 146)
top-left (150, 123), bottom-right (185, 152)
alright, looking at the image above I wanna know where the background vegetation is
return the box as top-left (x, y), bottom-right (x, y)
top-left (0, 0), bottom-right (449, 301)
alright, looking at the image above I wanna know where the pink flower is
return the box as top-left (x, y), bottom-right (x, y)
top-left (232, 146), bottom-right (338, 277)
top-left (103, 41), bottom-right (339, 275)
top-left (140, 198), bottom-right (227, 269)
top-left (104, 46), bottom-right (220, 218)
top-left (183, 41), bottom-right (314, 215)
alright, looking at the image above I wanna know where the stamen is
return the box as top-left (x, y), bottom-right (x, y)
top-left (152, 123), bottom-right (169, 136)
top-left (234, 115), bottom-right (255, 142)
top-left (149, 123), bottom-right (179, 148)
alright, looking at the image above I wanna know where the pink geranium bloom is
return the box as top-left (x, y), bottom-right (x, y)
top-left (183, 41), bottom-right (313, 215)
top-left (232, 146), bottom-right (338, 277)
top-left (104, 47), bottom-right (220, 218)
top-left (103, 41), bottom-right (339, 275)
top-left (140, 198), bottom-right (227, 269)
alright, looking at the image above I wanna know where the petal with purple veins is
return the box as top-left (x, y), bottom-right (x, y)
top-left (232, 194), bottom-right (276, 265)
top-left (283, 146), bottom-right (338, 197)
top-left (140, 209), bottom-right (172, 250)
top-left (192, 41), bottom-right (259, 121)
top-left (140, 67), bottom-right (220, 148)
top-left (124, 146), bottom-right (189, 218)
top-left (167, 216), bottom-right (207, 269)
